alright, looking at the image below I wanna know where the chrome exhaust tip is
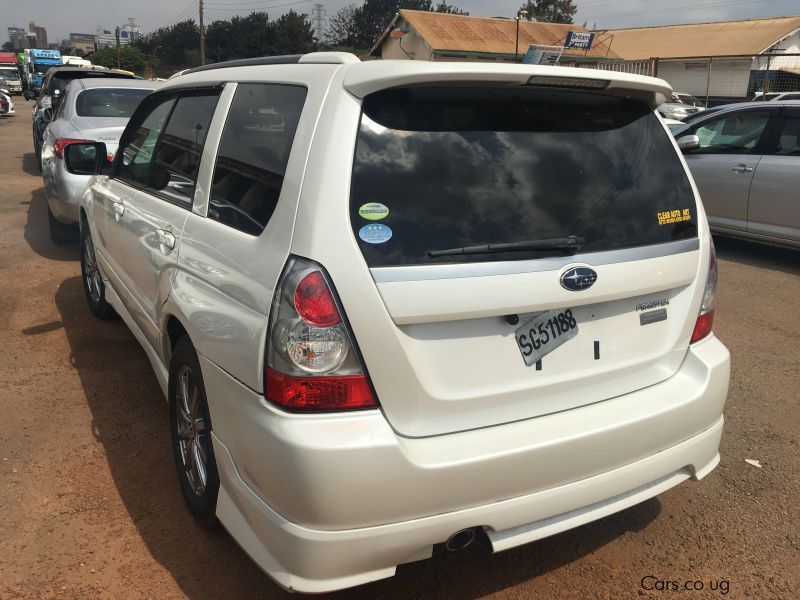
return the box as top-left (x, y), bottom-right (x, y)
top-left (445, 528), bottom-right (477, 552)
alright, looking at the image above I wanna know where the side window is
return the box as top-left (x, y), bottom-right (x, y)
top-left (774, 116), bottom-right (800, 156)
top-left (690, 111), bottom-right (770, 154)
top-left (151, 94), bottom-right (219, 205)
top-left (208, 83), bottom-right (307, 235)
top-left (117, 95), bottom-right (176, 188)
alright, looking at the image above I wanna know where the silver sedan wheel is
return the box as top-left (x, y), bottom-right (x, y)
top-left (175, 365), bottom-right (208, 496)
top-left (82, 234), bottom-right (103, 304)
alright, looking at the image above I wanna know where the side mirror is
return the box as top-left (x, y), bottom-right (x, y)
top-left (149, 163), bottom-right (171, 191)
top-left (43, 107), bottom-right (53, 121)
top-left (24, 90), bottom-right (36, 101)
top-left (677, 135), bottom-right (700, 152)
top-left (64, 142), bottom-right (108, 175)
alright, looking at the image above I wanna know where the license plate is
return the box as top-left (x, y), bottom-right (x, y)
top-left (515, 307), bottom-right (579, 366)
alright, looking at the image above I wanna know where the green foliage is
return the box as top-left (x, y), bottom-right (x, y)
top-left (325, 0), bottom-right (464, 50)
top-left (134, 20), bottom-right (201, 68)
top-left (134, 11), bottom-right (316, 68)
top-left (518, 0), bottom-right (577, 24)
top-left (87, 46), bottom-right (146, 73)
top-left (206, 10), bottom-right (315, 62)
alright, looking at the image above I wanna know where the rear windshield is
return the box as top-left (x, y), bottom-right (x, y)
top-left (350, 86), bottom-right (697, 267)
top-left (76, 88), bottom-right (151, 118)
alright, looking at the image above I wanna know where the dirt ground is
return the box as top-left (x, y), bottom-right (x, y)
top-left (1, 111), bottom-right (798, 600)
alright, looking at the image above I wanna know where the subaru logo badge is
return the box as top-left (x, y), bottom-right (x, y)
top-left (560, 267), bottom-right (597, 291)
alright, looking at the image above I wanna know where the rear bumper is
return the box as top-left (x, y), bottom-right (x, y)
top-left (203, 335), bottom-right (729, 592)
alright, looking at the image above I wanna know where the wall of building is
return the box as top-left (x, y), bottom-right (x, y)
top-left (657, 58), bottom-right (753, 98)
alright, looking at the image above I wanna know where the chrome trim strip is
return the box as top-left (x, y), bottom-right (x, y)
top-left (370, 238), bottom-right (700, 283)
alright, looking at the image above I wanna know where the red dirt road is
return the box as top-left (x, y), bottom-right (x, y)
top-left (1, 112), bottom-right (798, 599)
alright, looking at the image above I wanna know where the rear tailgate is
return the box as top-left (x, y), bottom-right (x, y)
top-left (299, 70), bottom-right (707, 438)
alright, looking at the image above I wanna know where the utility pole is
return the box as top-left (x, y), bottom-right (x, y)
top-left (199, 0), bottom-right (205, 66)
top-left (115, 26), bottom-right (121, 69)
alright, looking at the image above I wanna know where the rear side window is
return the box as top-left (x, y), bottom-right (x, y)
top-left (76, 88), bottom-right (152, 118)
top-left (350, 86), bottom-right (697, 267)
top-left (209, 83), bottom-right (307, 235)
top-left (775, 115), bottom-right (800, 155)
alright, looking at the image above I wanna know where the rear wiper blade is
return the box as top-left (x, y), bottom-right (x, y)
top-left (428, 235), bottom-right (585, 258)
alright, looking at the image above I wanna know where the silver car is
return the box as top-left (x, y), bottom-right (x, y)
top-left (658, 92), bottom-right (704, 121)
top-left (673, 101), bottom-right (800, 247)
top-left (41, 78), bottom-right (159, 243)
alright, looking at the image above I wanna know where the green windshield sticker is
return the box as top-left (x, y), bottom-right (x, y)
top-left (358, 202), bottom-right (389, 220)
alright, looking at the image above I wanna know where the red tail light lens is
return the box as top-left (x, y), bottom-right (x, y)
top-left (265, 257), bottom-right (379, 412)
top-left (294, 271), bottom-right (341, 327)
top-left (53, 138), bottom-right (93, 159)
top-left (266, 368), bottom-right (376, 411)
top-left (691, 240), bottom-right (717, 344)
top-left (691, 309), bottom-right (715, 344)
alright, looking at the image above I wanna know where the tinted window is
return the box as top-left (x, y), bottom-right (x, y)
top-left (690, 110), bottom-right (769, 154)
top-left (76, 88), bottom-right (152, 118)
top-left (350, 87), bottom-right (697, 267)
top-left (775, 116), bottom-right (800, 155)
top-left (117, 96), bottom-right (176, 187)
top-left (151, 94), bottom-right (219, 204)
top-left (209, 83), bottom-right (306, 235)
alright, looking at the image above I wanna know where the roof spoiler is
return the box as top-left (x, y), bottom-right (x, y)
top-left (343, 62), bottom-right (671, 108)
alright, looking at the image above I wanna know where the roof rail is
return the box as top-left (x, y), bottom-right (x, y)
top-left (182, 52), bottom-right (359, 75)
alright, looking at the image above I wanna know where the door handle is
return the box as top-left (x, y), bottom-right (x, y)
top-left (156, 229), bottom-right (176, 251)
top-left (112, 201), bottom-right (125, 219)
top-left (731, 164), bottom-right (753, 173)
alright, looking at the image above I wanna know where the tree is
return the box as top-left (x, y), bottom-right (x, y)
top-left (275, 11), bottom-right (316, 53)
top-left (518, 0), bottom-right (577, 24)
top-left (326, 0), bottom-right (463, 50)
top-left (87, 47), bottom-right (146, 72)
top-left (134, 20), bottom-right (200, 68)
top-left (325, 4), bottom-right (360, 48)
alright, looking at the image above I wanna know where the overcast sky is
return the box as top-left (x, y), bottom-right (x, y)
top-left (3, 0), bottom-right (799, 44)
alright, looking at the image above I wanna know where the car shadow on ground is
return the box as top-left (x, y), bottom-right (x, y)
top-left (55, 279), bottom-right (662, 599)
top-left (24, 186), bottom-right (79, 262)
top-left (713, 235), bottom-right (800, 276)
top-left (22, 152), bottom-right (40, 177)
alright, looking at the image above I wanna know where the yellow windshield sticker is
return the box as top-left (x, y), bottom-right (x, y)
top-left (658, 208), bottom-right (691, 225)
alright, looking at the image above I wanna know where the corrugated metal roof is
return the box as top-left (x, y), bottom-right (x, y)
top-left (596, 16), bottom-right (800, 60)
top-left (372, 10), bottom-right (618, 59)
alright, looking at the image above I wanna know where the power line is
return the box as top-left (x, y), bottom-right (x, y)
top-left (205, 0), bottom-right (313, 11)
top-left (163, 1), bottom-right (199, 28)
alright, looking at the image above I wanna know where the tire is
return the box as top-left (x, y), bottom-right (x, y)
top-left (48, 206), bottom-right (78, 244)
top-left (169, 336), bottom-right (220, 525)
top-left (79, 223), bottom-right (115, 320)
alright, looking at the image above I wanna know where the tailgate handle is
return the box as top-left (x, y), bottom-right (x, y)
top-left (731, 164), bottom-right (753, 173)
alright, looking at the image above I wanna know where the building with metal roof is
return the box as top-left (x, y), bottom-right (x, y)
top-left (370, 9), bottom-right (620, 64)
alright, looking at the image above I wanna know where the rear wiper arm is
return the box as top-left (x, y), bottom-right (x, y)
top-left (428, 235), bottom-right (585, 258)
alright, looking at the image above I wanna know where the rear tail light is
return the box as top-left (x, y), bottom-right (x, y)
top-left (265, 257), bottom-right (378, 411)
top-left (691, 239), bottom-right (717, 344)
top-left (53, 138), bottom-right (93, 159)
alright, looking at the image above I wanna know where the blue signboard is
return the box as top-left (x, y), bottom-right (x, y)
top-left (565, 31), bottom-right (595, 50)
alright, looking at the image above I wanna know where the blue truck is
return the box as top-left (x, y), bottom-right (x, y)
top-left (23, 48), bottom-right (62, 93)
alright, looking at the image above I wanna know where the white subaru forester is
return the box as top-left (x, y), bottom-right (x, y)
top-left (63, 53), bottom-right (730, 593)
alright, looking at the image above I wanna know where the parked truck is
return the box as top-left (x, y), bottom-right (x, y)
top-left (22, 48), bottom-right (62, 93)
top-left (0, 52), bottom-right (23, 95)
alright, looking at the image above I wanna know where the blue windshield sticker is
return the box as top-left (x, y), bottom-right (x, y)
top-left (359, 223), bottom-right (393, 244)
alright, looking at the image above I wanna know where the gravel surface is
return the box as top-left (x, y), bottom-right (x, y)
top-left (1, 113), bottom-right (798, 599)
